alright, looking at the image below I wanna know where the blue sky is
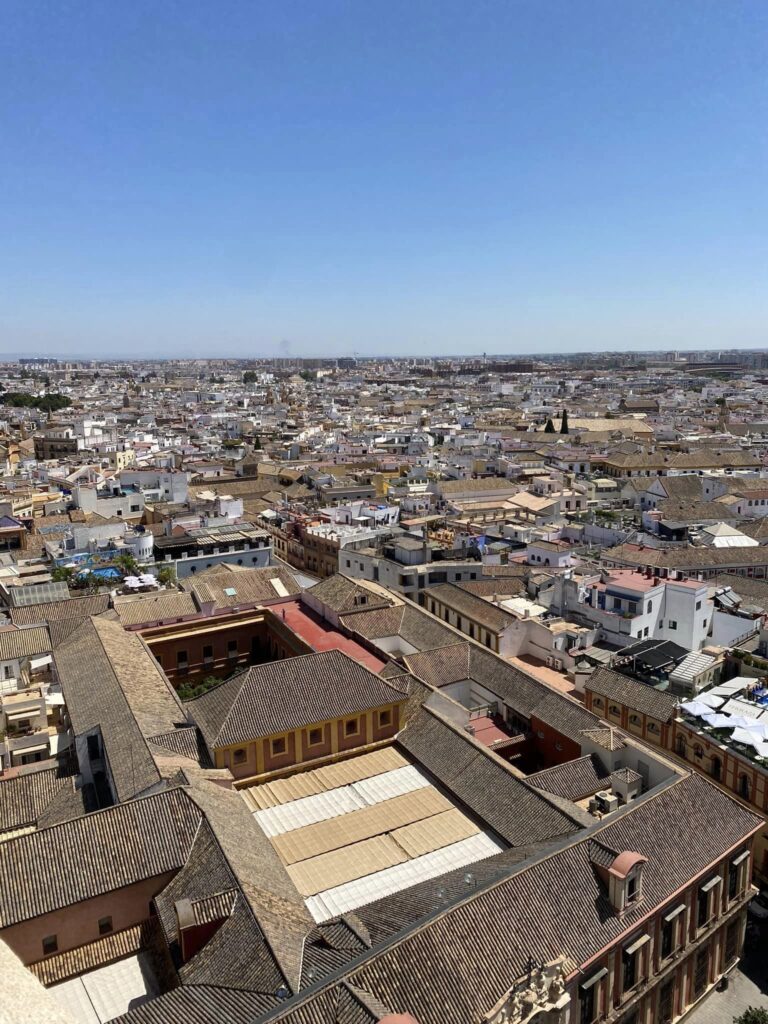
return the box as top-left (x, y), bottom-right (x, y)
top-left (1, 0), bottom-right (767, 358)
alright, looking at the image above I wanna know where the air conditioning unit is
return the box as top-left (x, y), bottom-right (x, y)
top-left (546, 656), bottom-right (554, 667)
top-left (553, 658), bottom-right (563, 671)
top-left (594, 790), bottom-right (619, 814)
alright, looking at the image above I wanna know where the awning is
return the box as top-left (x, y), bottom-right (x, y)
top-left (12, 741), bottom-right (47, 754)
top-left (6, 709), bottom-right (38, 722)
top-left (580, 967), bottom-right (608, 990)
top-left (732, 850), bottom-right (750, 867)
top-left (663, 904), bottom-right (686, 922)
top-left (624, 934), bottom-right (650, 956)
top-left (701, 876), bottom-right (722, 893)
top-left (29, 655), bottom-right (52, 670)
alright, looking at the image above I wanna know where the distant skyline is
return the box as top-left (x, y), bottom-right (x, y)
top-left (2, 1), bottom-right (767, 358)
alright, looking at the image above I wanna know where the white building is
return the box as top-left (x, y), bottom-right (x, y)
top-left (550, 567), bottom-right (712, 651)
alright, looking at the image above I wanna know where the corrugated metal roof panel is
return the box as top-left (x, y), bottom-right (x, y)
top-left (306, 832), bottom-right (504, 923)
top-left (288, 834), bottom-right (408, 897)
top-left (390, 808), bottom-right (480, 859)
top-left (273, 788), bottom-right (452, 865)
top-left (244, 746), bottom-right (407, 810)
top-left (350, 765), bottom-right (430, 804)
top-left (254, 787), bottom-right (366, 837)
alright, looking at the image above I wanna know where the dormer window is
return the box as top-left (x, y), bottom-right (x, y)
top-left (604, 850), bottom-right (648, 913)
top-left (627, 872), bottom-right (639, 904)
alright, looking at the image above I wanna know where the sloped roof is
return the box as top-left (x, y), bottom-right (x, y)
top-left (186, 650), bottom-right (408, 749)
top-left (586, 666), bottom-right (678, 721)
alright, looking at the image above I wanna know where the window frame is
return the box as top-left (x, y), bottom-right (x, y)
top-left (378, 708), bottom-right (392, 728)
top-left (307, 726), bottom-right (324, 748)
top-left (344, 716), bottom-right (360, 738)
top-left (233, 747), bottom-right (247, 765)
top-left (270, 735), bottom-right (287, 757)
top-left (42, 934), bottom-right (58, 956)
top-left (98, 915), bottom-right (113, 936)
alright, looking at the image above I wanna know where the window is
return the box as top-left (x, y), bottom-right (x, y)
top-left (203, 644), bottom-right (213, 663)
top-left (345, 717), bottom-right (360, 737)
top-left (693, 946), bottom-right (709, 998)
top-left (627, 875), bottom-right (638, 903)
top-left (698, 877), bottom-right (720, 928)
top-left (668, 620), bottom-right (677, 630)
top-left (307, 727), bottom-right (323, 746)
top-left (676, 735), bottom-right (686, 757)
top-left (711, 756), bottom-right (722, 781)
top-left (233, 748), bottom-right (247, 765)
top-left (271, 736), bottom-right (287, 756)
top-left (98, 916), bottom-right (113, 935)
top-left (227, 640), bottom-right (238, 658)
top-left (578, 968), bottom-right (606, 1024)
top-left (176, 649), bottom-right (188, 666)
top-left (646, 601), bottom-right (652, 613)
top-left (739, 773), bottom-right (752, 800)
top-left (622, 948), bottom-right (637, 991)
top-left (729, 850), bottom-right (750, 900)
top-left (378, 709), bottom-right (392, 728)
top-left (696, 600), bottom-right (702, 610)
top-left (42, 935), bottom-right (58, 955)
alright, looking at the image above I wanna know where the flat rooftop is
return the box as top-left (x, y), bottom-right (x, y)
top-left (275, 599), bottom-right (386, 673)
top-left (241, 747), bottom-right (505, 924)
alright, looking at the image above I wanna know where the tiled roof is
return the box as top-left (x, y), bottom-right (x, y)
top-left (341, 605), bottom-right (459, 654)
top-left (404, 644), bottom-right (601, 745)
top-left (397, 707), bottom-right (583, 846)
top-left (148, 726), bottom-right (213, 768)
top-left (0, 624), bottom-right (51, 662)
top-left (113, 591), bottom-right (198, 626)
top-left (527, 754), bottom-right (611, 802)
top-left (0, 788), bottom-right (200, 927)
top-left (267, 774), bottom-right (761, 1024)
top-left (0, 761), bottom-right (79, 835)
top-left (426, 583), bottom-right (513, 633)
top-left (586, 666), bottom-right (679, 720)
top-left (307, 575), bottom-right (395, 614)
top-left (185, 566), bottom-right (301, 608)
top-left (9, 593), bottom-right (110, 626)
top-left (186, 650), bottom-right (408, 749)
top-left (54, 616), bottom-right (186, 802)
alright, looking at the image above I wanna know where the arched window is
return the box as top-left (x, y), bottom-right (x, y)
top-left (711, 756), bottom-right (722, 781)
top-left (676, 735), bottom-right (686, 757)
top-left (694, 744), bottom-right (704, 760)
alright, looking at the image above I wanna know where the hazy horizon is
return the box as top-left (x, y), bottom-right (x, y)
top-left (3, 1), bottom-right (767, 358)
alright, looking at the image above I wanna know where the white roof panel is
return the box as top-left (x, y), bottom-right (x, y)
top-left (306, 831), bottom-right (504, 923)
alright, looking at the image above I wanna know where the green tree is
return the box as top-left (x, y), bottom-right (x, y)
top-left (156, 566), bottom-right (176, 586)
top-left (113, 552), bottom-right (139, 577)
top-left (243, 370), bottom-right (258, 384)
top-left (51, 566), bottom-right (75, 585)
top-left (733, 1009), bottom-right (768, 1024)
top-left (252, 435), bottom-right (262, 449)
top-left (560, 408), bottom-right (570, 434)
top-left (178, 675), bottom-right (222, 700)
top-left (544, 418), bottom-right (556, 433)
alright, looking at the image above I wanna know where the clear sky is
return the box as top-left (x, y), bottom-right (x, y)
top-left (1, 0), bottom-right (767, 359)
